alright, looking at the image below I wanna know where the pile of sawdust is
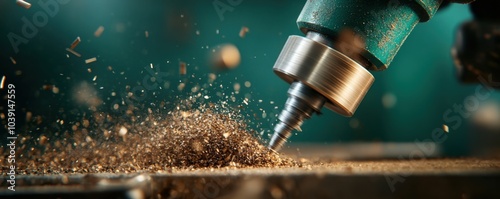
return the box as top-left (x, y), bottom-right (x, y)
top-left (3, 102), bottom-right (297, 175)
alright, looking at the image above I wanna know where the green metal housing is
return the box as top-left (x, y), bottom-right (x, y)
top-left (297, 0), bottom-right (443, 70)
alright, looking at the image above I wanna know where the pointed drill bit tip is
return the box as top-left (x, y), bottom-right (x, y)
top-left (267, 146), bottom-right (278, 153)
top-left (267, 143), bottom-right (281, 152)
top-left (268, 131), bottom-right (288, 152)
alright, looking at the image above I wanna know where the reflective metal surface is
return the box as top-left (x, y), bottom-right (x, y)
top-left (273, 35), bottom-right (374, 117)
top-left (268, 81), bottom-right (326, 151)
top-left (269, 34), bottom-right (375, 151)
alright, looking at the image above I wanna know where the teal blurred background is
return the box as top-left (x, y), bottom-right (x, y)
top-left (1, 0), bottom-right (499, 156)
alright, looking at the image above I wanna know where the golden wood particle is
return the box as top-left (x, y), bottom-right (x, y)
top-left (8, 102), bottom-right (296, 174)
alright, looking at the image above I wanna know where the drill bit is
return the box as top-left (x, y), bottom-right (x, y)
top-left (268, 31), bottom-right (374, 151)
top-left (268, 81), bottom-right (326, 151)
